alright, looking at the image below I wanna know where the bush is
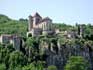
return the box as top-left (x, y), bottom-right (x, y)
top-left (47, 65), bottom-right (57, 70)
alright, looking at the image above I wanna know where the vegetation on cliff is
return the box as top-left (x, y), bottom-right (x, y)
top-left (65, 56), bottom-right (90, 70)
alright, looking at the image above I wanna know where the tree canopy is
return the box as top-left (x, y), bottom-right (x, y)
top-left (64, 56), bottom-right (90, 70)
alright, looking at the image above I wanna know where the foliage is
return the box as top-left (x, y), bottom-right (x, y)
top-left (0, 14), bottom-right (27, 37)
top-left (64, 56), bottom-right (90, 70)
top-left (23, 61), bottom-right (44, 70)
top-left (54, 23), bottom-right (72, 31)
top-left (26, 37), bottom-right (39, 58)
top-left (14, 65), bottom-right (22, 70)
top-left (47, 65), bottom-right (57, 70)
top-left (22, 63), bottom-right (36, 70)
top-left (8, 51), bottom-right (27, 70)
top-left (0, 47), bottom-right (10, 64)
top-left (0, 63), bottom-right (6, 70)
top-left (0, 14), bottom-right (11, 24)
top-left (26, 37), bottom-right (35, 48)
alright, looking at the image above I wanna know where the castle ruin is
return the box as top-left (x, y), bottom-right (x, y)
top-left (27, 12), bottom-right (55, 37)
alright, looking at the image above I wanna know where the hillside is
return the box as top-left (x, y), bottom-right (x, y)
top-left (0, 14), bottom-right (28, 37)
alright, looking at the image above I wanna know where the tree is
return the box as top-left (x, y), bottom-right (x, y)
top-left (0, 47), bottom-right (10, 64)
top-left (0, 63), bottom-right (6, 70)
top-left (26, 37), bottom-right (35, 57)
top-left (36, 61), bottom-right (44, 70)
top-left (22, 63), bottom-right (36, 70)
top-left (8, 50), bottom-right (27, 70)
top-left (0, 14), bottom-right (11, 24)
top-left (14, 65), bottom-right (22, 70)
top-left (23, 61), bottom-right (44, 70)
top-left (64, 56), bottom-right (90, 70)
top-left (47, 65), bottom-right (57, 70)
top-left (6, 43), bottom-right (15, 52)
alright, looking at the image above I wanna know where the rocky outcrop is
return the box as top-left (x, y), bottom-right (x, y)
top-left (40, 40), bottom-right (93, 70)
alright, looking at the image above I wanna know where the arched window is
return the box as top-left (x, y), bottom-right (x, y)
top-left (28, 33), bottom-right (32, 37)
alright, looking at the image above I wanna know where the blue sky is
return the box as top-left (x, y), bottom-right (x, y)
top-left (0, 0), bottom-right (93, 25)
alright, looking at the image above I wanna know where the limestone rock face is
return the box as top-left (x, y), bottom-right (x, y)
top-left (41, 41), bottom-right (93, 70)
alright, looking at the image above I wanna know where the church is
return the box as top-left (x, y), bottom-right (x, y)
top-left (27, 12), bottom-right (55, 37)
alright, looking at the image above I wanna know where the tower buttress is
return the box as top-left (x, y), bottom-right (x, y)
top-left (78, 24), bottom-right (84, 38)
top-left (28, 15), bottom-right (33, 31)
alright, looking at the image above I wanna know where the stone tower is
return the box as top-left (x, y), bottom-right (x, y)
top-left (33, 12), bottom-right (42, 27)
top-left (28, 15), bottom-right (33, 31)
top-left (78, 24), bottom-right (84, 38)
top-left (80, 25), bottom-right (83, 37)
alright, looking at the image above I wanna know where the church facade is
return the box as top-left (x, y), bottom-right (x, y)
top-left (27, 12), bottom-right (55, 37)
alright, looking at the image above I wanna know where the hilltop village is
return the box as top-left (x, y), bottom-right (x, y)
top-left (0, 12), bottom-right (84, 49)
top-left (0, 13), bottom-right (93, 70)
top-left (0, 13), bottom-right (84, 51)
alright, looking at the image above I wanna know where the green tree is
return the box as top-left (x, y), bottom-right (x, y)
top-left (64, 56), bottom-right (90, 70)
top-left (26, 37), bottom-right (35, 57)
top-left (47, 65), bottom-right (57, 70)
top-left (0, 14), bottom-right (11, 24)
top-left (36, 61), bottom-right (44, 70)
top-left (22, 63), bottom-right (36, 70)
top-left (14, 65), bottom-right (22, 70)
top-left (23, 61), bottom-right (44, 70)
top-left (8, 50), bottom-right (27, 70)
top-left (0, 47), bottom-right (10, 64)
top-left (0, 63), bottom-right (6, 70)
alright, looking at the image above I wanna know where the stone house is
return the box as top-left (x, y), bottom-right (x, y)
top-left (0, 34), bottom-right (21, 50)
top-left (27, 12), bottom-right (55, 37)
top-left (66, 30), bottom-right (78, 38)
